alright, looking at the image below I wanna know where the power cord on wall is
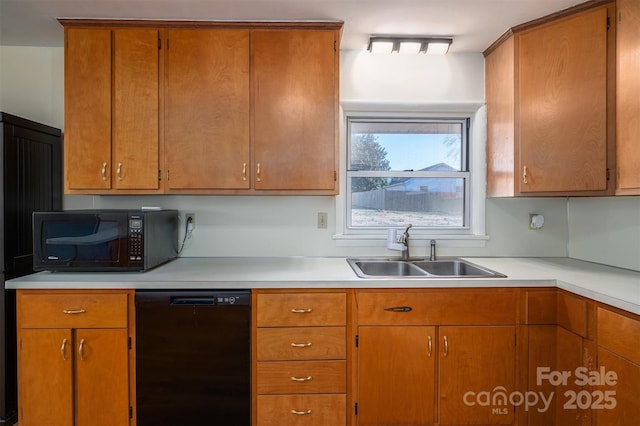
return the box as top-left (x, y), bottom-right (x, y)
top-left (177, 216), bottom-right (194, 256)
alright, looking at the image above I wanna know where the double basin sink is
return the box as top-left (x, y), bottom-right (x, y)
top-left (347, 258), bottom-right (506, 278)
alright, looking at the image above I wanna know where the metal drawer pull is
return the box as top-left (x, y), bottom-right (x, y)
top-left (117, 162), bottom-right (123, 181)
top-left (291, 409), bottom-right (312, 415)
top-left (427, 335), bottom-right (432, 358)
top-left (523, 165), bottom-right (528, 184)
top-left (61, 338), bottom-right (68, 360)
top-left (256, 163), bottom-right (262, 182)
top-left (101, 162), bottom-right (108, 181)
top-left (78, 339), bottom-right (86, 361)
top-left (291, 376), bottom-right (313, 382)
top-left (291, 308), bottom-right (312, 313)
top-left (384, 306), bottom-right (412, 312)
top-left (444, 335), bottom-right (449, 357)
top-left (63, 309), bottom-right (86, 314)
top-left (242, 163), bottom-right (247, 181)
top-left (291, 342), bottom-right (313, 348)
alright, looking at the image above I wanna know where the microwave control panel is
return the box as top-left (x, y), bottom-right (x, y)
top-left (129, 216), bottom-right (144, 262)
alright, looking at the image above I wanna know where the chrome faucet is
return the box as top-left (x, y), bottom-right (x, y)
top-left (399, 225), bottom-right (412, 260)
top-left (429, 239), bottom-right (437, 261)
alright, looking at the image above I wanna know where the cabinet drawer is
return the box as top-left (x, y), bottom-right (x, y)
top-left (257, 293), bottom-right (346, 326)
top-left (357, 290), bottom-right (517, 325)
top-left (257, 327), bottom-right (346, 361)
top-left (257, 361), bottom-right (346, 394)
top-left (597, 307), bottom-right (640, 364)
top-left (256, 394), bottom-right (346, 426)
top-left (17, 292), bottom-right (129, 329)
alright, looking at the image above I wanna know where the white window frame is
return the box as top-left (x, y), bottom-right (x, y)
top-left (334, 103), bottom-right (488, 246)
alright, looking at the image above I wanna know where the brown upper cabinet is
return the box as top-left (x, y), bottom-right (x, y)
top-left (61, 20), bottom-right (342, 195)
top-left (484, 1), bottom-right (616, 197)
top-left (64, 27), bottom-right (161, 193)
top-left (615, 0), bottom-right (640, 195)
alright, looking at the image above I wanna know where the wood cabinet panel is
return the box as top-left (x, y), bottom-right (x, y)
top-left (18, 329), bottom-right (74, 426)
top-left (357, 290), bottom-right (517, 326)
top-left (256, 360), bottom-right (346, 394)
top-left (75, 329), bottom-right (130, 426)
top-left (357, 326), bottom-right (436, 425)
top-left (596, 347), bottom-right (640, 425)
top-left (439, 326), bottom-right (516, 425)
top-left (253, 30), bottom-right (337, 191)
top-left (113, 29), bottom-right (160, 190)
top-left (485, 35), bottom-right (516, 197)
top-left (616, 0), bottom-right (640, 193)
top-left (518, 7), bottom-right (608, 193)
top-left (164, 29), bottom-right (251, 190)
top-left (17, 293), bottom-right (128, 329)
top-left (64, 28), bottom-right (112, 191)
top-left (257, 327), bottom-right (346, 360)
top-left (256, 293), bottom-right (346, 327)
top-left (256, 394), bottom-right (346, 426)
top-left (597, 307), bottom-right (640, 364)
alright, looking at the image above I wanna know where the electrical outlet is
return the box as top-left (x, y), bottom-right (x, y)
top-left (317, 212), bottom-right (328, 229)
top-left (185, 213), bottom-right (196, 230)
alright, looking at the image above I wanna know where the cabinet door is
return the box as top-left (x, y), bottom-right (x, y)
top-left (76, 329), bottom-right (130, 426)
top-left (19, 329), bottom-right (74, 426)
top-left (596, 347), bottom-right (640, 426)
top-left (616, 0), bottom-right (640, 193)
top-left (165, 29), bottom-right (250, 190)
top-left (518, 8), bottom-right (608, 193)
top-left (253, 30), bottom-right (337, 191)
top-left (113, 29), bottom-right (160, 190)
top-left (439, 326), bottom-right (515, 425)
top-left (357, 326), bottom-right (436, 425)
top-left (64, 28), bottom-right (112, 190)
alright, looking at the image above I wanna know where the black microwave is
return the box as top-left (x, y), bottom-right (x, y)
top-left (33, 210), bottom-right (179, 272)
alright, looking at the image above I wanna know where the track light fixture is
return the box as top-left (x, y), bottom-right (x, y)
top-left (367, 36), bottom-right (453, 55)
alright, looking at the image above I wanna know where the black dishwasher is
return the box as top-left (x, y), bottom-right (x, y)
top-left (135, 290), bottom-right (251, 426)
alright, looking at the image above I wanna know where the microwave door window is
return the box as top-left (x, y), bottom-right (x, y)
top-left (44, 219), bottom-right (124, 265)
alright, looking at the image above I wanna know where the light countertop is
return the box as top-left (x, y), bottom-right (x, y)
top-left (6, 256), bottom-right (640, 315)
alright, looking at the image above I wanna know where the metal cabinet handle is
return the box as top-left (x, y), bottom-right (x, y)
top-left (256, 163), bottom-right (262, 182)
top-left (78, 338), bottom-right (86, 361)
top-left (291, 308), bottom-right (312, 313)
top-left (290, 376), bottom-right (313, 382)
top-left (117, 162), bottom-right (123, 181)
top-left (61, 338), bottom-right (68, 361)
top-left (242, 163), bottom-right (247, 181)
top-left (63, 309), bottom-right (86, 314)
top-left (291, 409), bottom-right (312, 415)
top-left (523, 165), bottom-right (528, 184)
top-left (384, 306), bottom-right (412, 312)
top-left (427, 335), bottom-right (432, 358)
top-left (443, 335), bottom-right (449, 357)
top-left (101, 162), bottom-right (108, 181)
top-left (291, 342), bottom-right (313, 348)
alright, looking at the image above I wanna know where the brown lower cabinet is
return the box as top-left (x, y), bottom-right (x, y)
top-left (595, 307), bottom-right (640, 425)
top-left (14, 287), bottom-right (639, 426)
top-left (355, 289), bottom-right (518, 426)
top-left (16, 290), bottom-right (134, 426)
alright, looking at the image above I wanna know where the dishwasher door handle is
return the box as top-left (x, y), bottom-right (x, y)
top-left (170, 297), bottom-right (215, 305)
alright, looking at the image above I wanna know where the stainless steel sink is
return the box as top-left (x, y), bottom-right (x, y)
top-left (347, 258), bottom-right (505, 278)
top-left (350, 260), bottom-right (428, 277)
top-left (411, 260), bottom-right (505, 277)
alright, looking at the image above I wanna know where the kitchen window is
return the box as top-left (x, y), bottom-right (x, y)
top-left (343, 114), bottom-right (481, 239)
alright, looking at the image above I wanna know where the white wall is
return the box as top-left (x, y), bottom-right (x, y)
top-left (0, 46), bottom-right (64, 128)
top-left (6, 45), bottom-right (638, 265)
top-left (568, 197), bottom-right (640, 271)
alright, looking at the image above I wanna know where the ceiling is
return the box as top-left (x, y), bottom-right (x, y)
top-left (0, 0), bottom-right (587, 52)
